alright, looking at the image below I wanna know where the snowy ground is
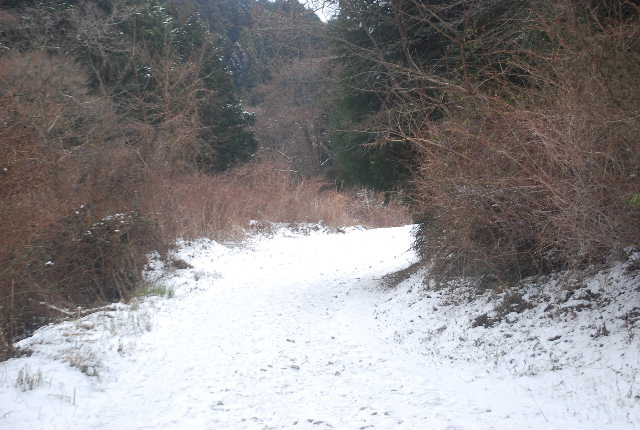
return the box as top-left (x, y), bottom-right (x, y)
top-left (1, 225), bottom-right (639, 429)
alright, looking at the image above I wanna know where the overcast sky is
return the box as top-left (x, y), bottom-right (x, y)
top-left (303, 0), bottom-right (338, 22)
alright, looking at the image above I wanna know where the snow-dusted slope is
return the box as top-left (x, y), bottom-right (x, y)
top-left (1, 225), bottom-right (638, 429)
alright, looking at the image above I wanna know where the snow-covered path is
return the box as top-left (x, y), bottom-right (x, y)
top-left (1, 225), bottom-right (638, 429)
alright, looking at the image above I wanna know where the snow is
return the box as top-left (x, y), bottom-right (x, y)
top-left (1, 225), bottom-right (639, 429)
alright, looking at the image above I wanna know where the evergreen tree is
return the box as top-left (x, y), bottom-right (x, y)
top-left (326, 0), bottom-right (541, 189)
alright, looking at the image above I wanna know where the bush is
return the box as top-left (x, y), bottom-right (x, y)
top-left (0, 51), bottom-right (166, 357)
top-left (0, 208), bottom-right (163, 350)
top-left (411, 0), bottom-right (640, 282)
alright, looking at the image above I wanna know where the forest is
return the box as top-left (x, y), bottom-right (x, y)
top-left (1, 0), bottom-right (640, 361)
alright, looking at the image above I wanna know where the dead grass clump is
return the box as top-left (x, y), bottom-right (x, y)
top-left (413, 1), bottom-right (640, 283)
top-left (15, 366), bottom-right (44, 392)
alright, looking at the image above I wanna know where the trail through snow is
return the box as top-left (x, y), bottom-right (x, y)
top-left (1, 225), bottom-right (638, 429)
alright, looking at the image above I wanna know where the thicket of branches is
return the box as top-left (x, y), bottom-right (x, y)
top-left (328, 0), bottom-right (640, 281)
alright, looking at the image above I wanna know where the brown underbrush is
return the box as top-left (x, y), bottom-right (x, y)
top-left (144, 161), bottom-right (410, 241)
top-left (0, 52), bottom-right (164, 358)
top-left (412, 1), bottom-right (640, 283)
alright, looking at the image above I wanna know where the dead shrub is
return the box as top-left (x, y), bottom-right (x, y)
top-left (1, 208), bottom-right (163, 346)
top-left (412, 1), bottom-right (640, 282)
top-left (29, 209), bottom-right (162, 305)
top-left (0, 51), bottom-right (167, 356)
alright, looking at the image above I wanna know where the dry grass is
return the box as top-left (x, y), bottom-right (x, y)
top-left (144, 161), bottom-right (410, 241)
